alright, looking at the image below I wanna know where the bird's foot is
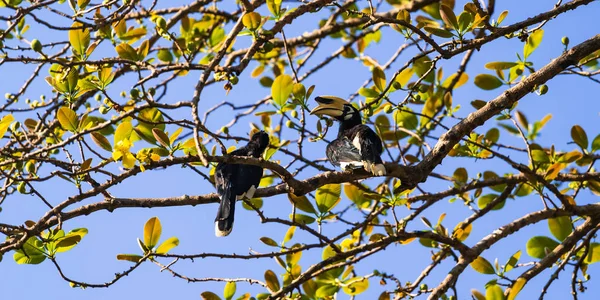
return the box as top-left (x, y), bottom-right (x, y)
top-left (363, 161), bottom-right (386, 176)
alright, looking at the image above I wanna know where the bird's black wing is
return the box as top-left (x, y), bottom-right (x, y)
top-left (349, 125), bottom-right (383, 164)
top-left (326, 137), bottom-right (362, 168)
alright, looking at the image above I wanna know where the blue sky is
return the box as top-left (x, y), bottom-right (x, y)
top-left (1, 0), bottom-right (600, 299)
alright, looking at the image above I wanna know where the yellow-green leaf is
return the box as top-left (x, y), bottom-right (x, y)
top-left (508, 278), bottom-right (527, 300)
top-left (288, 193), bottom-right (316, 214)
top-left (152, 128), bottom-right (170, 148)
top-left (69, 22), bottom-right (90, 57)
top-left (470, 256), bottom-right (495, 274)
top-left (223, 281), bottom-right (236, 300)
top-left (116, 43), bottom-right (139, 61)
top-left (143, 216), bottom-right (162, 249)
top-left (200, 291), bottom-right (221, 300)
top-left (260, 236), bottom-right (278, 247)
top-left (114, 121), bottom-right (133, 143)
top-left (155, 237), bottom-right (179, 254)
top-left (524, 29), bottom-right (544, 59)
top-left (439, 4), bottom-right (458, 29)
top-left (423, 26), bottom-right (454, 38)
top-left (271, 74), bottom-right (294, 107)
top-left (571, 125), bottom-right (588, 150)
top-left (548, 216), bottom-right (572, 241)
top-left (526, 236), bottom-right (559, 259)
top-left (474, 74), bottom-right (503, 90)
top-left (485, 62), bottom-right (519, 70)
top-left (372, 66), bottom-right (386, 92)
top-left (315, 184), bottom-right (341, 213)
top-left (342, 277), bottom-right (369, 296)
top-left (0, 114), bottom-right (15, 138)
top-left (57, 106), bottom-right (78, 132)
top-left (505, 250), bottom-right (521, 273)
top-left (242, 12), bottom-right (262, 31)
top-left (116, 254), bottom-right (143, 263)
top-left (485, 284), bottom-right (505, 300)
top-left (264, 269), bottom-right (280, 292)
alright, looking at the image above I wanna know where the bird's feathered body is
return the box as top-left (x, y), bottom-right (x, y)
top-left (214, 131), bottom-right (269, 237)
top-left (311, 96), bottom-right (386, 176)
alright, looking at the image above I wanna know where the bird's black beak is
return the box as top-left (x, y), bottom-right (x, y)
top-left (310, 96), bottom-right (348, 117)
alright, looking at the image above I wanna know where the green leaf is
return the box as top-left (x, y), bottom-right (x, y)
top-left (57, 106), bottom-right (78, 132)
top-left (264, 270), bottom-right (280, 292)
top-left (200, 291), bottom-right (222, 300)
top-left (342, 277), bottom-right (369, 295)
top-left (91, 132), bottom-right (113, 152)
top-left (0, 114), bottom-right (15, 138)
top-left (457, 11), bottom-right (472, 33)
top-left (508, 278), bottom-right (527, 300)
top-left (394, 109), bottom-right (418, 130)
top-left (260, 237), bottom-right (278, 247)
top-left (485, 128), bottom-right (500, 143)
top-left (155, 237), bottom-right (179, 254)
top-left (344, 183), bottom-right (368, 207)
top-left (98, 67), bottom-right (115, 87)
top-left (55, 234), bottom-right (82, 252)
top-left (315, 285), bottom-right (339, 298)
top-left (591, 134), bottom-right (600, 152)
top-left (289, 213), bottom-right (315, 225)
top-left (137, 40), bottom-right (149, 60)
top-left (157, 49), bottom-right (173, 62)
top-left (372, 67), bottom-right (386, 92)
top-left (548, 216), bottom-right (572, 241)
top-left (531, 149), bottom-right (549, 164)
top-left (224, 282), bottom-right (236, 300)
top-left (571, 125), bottom-right (588, 150)
top-left (423, 26), bottom-right (454, 38)
top-left (485, 284), bottom-right (506, 300)
top-left (143, 216), bottom-right (162, 249)
top-left (524, 29), bottom-right (544, 59)
top-left (439, 4), bottom-right (458, 29)
top-left (288, 193), bottom-right (316, 214)
top-left (477, 193), bottom-right (505, 210)
top-left (474, 74), bottom-right (503, 90)
top-left (266, 0), bottom-right (282, 17)
top-left (315, 184), bottom-right (341, 213)
top-left (271, 74), bottom-right (294, 107)
top-left (69, 22), bottom-right (90, 57)
top-left (210, 27), bottom-right (225, 48)
top-left (453, 167), bottom-right (468, 185)
top-left (584, 243), bottom-right (600, 264)
top-left (470, 256), bottom-right (495, 274)
top-left (359, 87), bottom-right (380, 98)
top-left (526, 236), bottom-right (559, 259)
top-left (116, 43), bottom-right (139, 61)
top-left (485, 62), bottom-right (519, 70)
top-left (13, 237), bottom-right (46, 264)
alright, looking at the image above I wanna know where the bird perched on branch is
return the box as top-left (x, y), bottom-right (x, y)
top-left (214, 131), bottom-right (270, 237)
top-left (310, 96), bottom-right (386, 176)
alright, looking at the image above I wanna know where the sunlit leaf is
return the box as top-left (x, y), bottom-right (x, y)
top-left (548, 216), bottom-right (572, 241)
top-left (155, 237), bottom-right (179, 254)
top-left (143, 216), bottom-right (162, 249)
top-left (526, 236), bottom-right (559, 259)
top-left (470, 256), bottom-right (495, 274)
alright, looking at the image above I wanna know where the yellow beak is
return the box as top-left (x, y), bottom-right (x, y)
top-left (309, 96), bottom-right (349, 117)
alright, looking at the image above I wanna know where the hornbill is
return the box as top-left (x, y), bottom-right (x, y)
top-left (214, 130), bottom-right (270, 237)
top-left (310, 96), bottom-right (386, 176)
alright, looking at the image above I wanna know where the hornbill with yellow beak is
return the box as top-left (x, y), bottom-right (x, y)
top-left (214, 131), bottom-right (270, 237)
top-left (310, 96), bottom-right (386, 176)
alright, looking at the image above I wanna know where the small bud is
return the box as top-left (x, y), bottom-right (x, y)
top-left (384, 105), bottom-right (393, 113)
top-left (10, 121), bottom-right (20, 131)
top-left (17, 182), bottom-right (26, 194)
top-left (538, 84), bottom-right (548, 95)
top-left (120, 91), bottom-right (126, 98)
top-left (286, 120), bottom-right (293, 128)
top-left (4, 93), bottom-right (12, 100)
top-left (561, 36), bottom-right (569, 46)
top-left (40, 95), bottom-right (45, 101)
top-left (221, 126), bottom-right (229, 134)
top-left (25, 161), bottom-right (36, 174)
top-left (515, 68), bottom-right (523, 76)
top-left (30, 39), bottom-right (42, 53)
top-left (148, 87), bottom-right (156, 96)
top-left (420, 283), bottom-right (428, 291)
top-left (290, 110), bottom-right (298, 118)
top-left (155, 17), bottom-right (167, 30)
top-left (229, 76), bottom-right (239, 85)
top-left (95, 94), bottom-right (102, 101)
top-left (99, 106), bottom-right (110, 114)
top-left (130, 89), bottom-right (140, 98)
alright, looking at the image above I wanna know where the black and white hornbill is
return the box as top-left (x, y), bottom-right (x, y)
top-left (310, 96), bottom-right (386, 176)
top-left (214, 130), bottom-right (270, 237)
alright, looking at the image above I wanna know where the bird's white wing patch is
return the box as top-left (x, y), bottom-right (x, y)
top-left (352, 135), bottom-right (362, 153)
top-left (236, 185), bottom-right (257, 200)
